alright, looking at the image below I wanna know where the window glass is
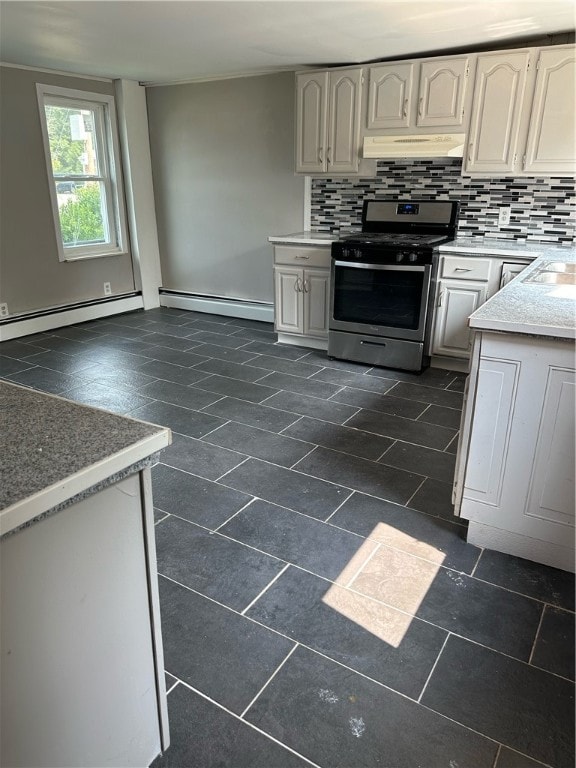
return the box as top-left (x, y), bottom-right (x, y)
top-left (37, 85), bottom-right (127, 261)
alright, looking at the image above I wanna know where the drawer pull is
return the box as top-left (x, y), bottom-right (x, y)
top-left (294, 255), bottom-right (310, 260)
top-left (403, 98), bottom-right (408, 118)
top-left (454, 267), bottom-right (472, 272)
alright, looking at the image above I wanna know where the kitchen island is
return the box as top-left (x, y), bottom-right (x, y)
top-left (454, 253), bottom-right (576, 572)
top-left (0, 381), bottom-right (171, 767)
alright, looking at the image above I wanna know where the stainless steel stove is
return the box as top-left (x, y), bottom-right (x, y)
top-left (328, 200), bottom-right (458, 372)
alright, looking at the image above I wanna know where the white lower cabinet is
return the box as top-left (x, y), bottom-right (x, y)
top-left (273, 245), bottom-right (331, 347)
top-left (456, 332), bottom-right (575, 572)
top-left (273, 266), bottom-right (330, 338)
top-left (432, 279), bottom-right (488, 357)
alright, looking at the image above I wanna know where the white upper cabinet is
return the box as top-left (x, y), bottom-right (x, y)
top-left (464, 51), bottom-right (530, 175)
top-left (367, 63), bottom-right (413, 129)
top-left (367, 56), bottom-right (470, 131)
top-left (295, 72), bottom-right (328, 173)
top-left (417, 57), bottom-right (469, 127)
top-left (523, 46), bottom-right (576, 174)
top-left (465, 44), bottom-right (575, 176)
top-left (296, 69), bottom-right (362, 174)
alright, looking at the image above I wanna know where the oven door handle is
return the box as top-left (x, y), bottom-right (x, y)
top-left (334, 261), bottom-right (426, 273)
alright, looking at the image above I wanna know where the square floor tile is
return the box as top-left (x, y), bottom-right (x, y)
top-left (346, 408), bottom-right (456, 450)
top-left (135, 359), bottom-right (209, 386)
top-left (245, 645), bottom-right (498, 768)
top-left (388, 381), bottom-right (464, 409)
top-left (473, 550), bottom-right (575, 611)
top-left (258, 371), bottom-right (342, 400)
top-left (152, 684), bottom-right (309, 768)
top-left (155, 515), bottom-right (285, 611)
top-left (330, 387), bottom-right (428, 420)
top-left (61, 383), bottom-right (153, 415)
top-left (294, 446), bottom-right (422, 505)
top-left (417, 403), bottom-right (462, 430)
top-left (264, 390), bottom-right (359, 425)
top-left (152, 464), bottom-right (252, 528)
top-left (7, 367), bottom-right (79, 394)
top-left (220, 500), bottom-right (366, 581)
top-left (247, 565), bottom-right (447, 698)
top-left (380, 441), bottom-right (457, 484)
top-left (159, 576), bottom-right (294, 714)
top-left (0, 356), bottom-right (34, 377)
top-left (139, 379), bottom-right (221, 410)
top-left (311, 367), bottom-right (397, 394)
top-left (530, 605), bottom-right (575, 680)
top-left (203, 396), bottom-right (300, 433)
top-left (221, 458), bottom-right (349, 520)
top-left (130, 400), bottom-right (226, 439)
top-left (349, 547), bottom-right (542, 660)
top-left (160, 432), bottom-right (246, 480)
top-left (203, 422), bottom-right (313, 468)
top-left (421, 635), bottom-right (575, 767)
top-left (193, 358), bottom-right (270, 383)
top-left (409, 477), bottom-right (461, 523)
top-left (329, 492), bottom-right (480, 573)
top-left (282, 416), bottom-right (393, 461)
top-left (193, 374), bottom-right (279, 404)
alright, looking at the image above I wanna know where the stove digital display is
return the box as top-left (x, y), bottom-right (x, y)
top-left (397, 203), bottom-right (419, 215)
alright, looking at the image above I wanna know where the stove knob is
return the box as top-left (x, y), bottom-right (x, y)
top-left (408, 252), bottom-right (418, 263)
top-left (395, 252), bottom-right (405, 263)
top-left (342, 248), bottom-right (350, 258)
top-left (354, 249), bottom-right (362, 259)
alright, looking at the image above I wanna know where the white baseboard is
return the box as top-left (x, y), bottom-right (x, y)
top-left (159, 292), bottom-right (274, 323)
top-left (277, 333), bottom-right (327, 350)
top-left (0, 296), bottom-right (144, 341)
top-left (430, 355), bottom-right (469, 373)
top-left (467, 520), bottom-right (575, 573)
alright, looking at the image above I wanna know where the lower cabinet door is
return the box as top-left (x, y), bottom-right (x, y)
top-left (303, 268), bottom-right (330, 337)
top-left (274, 266), bottom-right (303, 334)
top-left (433, 280), bottom-right (488, 357)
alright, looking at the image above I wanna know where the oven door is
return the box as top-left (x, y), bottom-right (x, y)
top-left (330, 260), bottom-right (432, 342)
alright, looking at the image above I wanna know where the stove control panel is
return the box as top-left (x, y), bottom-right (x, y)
top-left (332, 242), bottom-right (435, 266)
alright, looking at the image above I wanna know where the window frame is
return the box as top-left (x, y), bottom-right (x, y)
top-left (36, 84), bottom-right (129, 262)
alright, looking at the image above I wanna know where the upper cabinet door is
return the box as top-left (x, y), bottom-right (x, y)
top-left (295, 72), bottom-right (328, 173)
top-left (367, 63), bottom-right (413, 129)
top-left (327, 69), bottom-right (363, 173)
top-left (523, 47), bottom-right (576, 175)
top-left (417, 57), bottom-right (469, 127)
top-left (465, 51), bottom-right (529, 175)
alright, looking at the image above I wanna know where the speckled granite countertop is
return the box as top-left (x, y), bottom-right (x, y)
top-left (268, 231), bottom-right (337, 246)
top-left (439, 238), bottom-right (574, 259)
top-left (0, 382), bottom-right (171, 536)
top-left (268, 231), bottom-right (574, 259)
top-left (469, 251), bottom-right (576, 339)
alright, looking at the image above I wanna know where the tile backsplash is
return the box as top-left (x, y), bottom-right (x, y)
top-left (310, 159), bottom-right (575, 244)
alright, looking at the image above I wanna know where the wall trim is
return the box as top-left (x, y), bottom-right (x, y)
top-left (159, 290), bottom-right (274, 323)
top-left (0, 294), bottom-right (143, 341)
top-left (0, 61), bottom-right (112, 82)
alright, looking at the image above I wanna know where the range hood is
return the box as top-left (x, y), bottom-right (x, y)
top-left (363, 134), bottom-right (466, 159)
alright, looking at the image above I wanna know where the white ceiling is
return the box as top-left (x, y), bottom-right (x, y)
top-left (1, 0), bottom-right (574, 86)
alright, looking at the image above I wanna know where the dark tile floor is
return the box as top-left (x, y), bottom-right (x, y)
top-left (1, 307), bottom-right (574, 768)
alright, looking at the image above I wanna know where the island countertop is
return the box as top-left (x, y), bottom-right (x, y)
top-left (468, 251), bottom-right (576, 339)
top-left (0, 381), bottom-right (171, 536)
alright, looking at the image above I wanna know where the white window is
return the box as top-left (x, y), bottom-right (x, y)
top-left (37, 84), bottom-right (128, 261)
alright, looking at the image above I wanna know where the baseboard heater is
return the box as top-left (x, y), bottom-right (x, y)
top-left (159, 289), bottom-right (274, 324)
top-left (0, 292), bottom-right (143, 341)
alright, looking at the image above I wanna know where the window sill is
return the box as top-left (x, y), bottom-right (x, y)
top-left (61, 250), bottom-right (129, 263)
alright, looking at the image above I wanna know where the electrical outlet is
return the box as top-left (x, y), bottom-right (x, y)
top-left (0, 303), bottom-right (8, 318)
top-left (498, 207), bottom-right (511, 227)
top-left (103, 282), bottom-right (112, 296)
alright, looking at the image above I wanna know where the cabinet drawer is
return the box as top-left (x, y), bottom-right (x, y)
top-left (441, 256), bottom-right (492, 281)
top-left (274, 245), bottom-right (332, 268)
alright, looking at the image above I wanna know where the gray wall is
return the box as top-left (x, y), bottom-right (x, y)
top-left (0, 66), bottom-right (135, 315)
top-left (147, 72), bottom-right (305, 303)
